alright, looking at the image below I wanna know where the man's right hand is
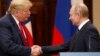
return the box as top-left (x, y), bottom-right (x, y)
top-left (31, 45), bottom-right (42, 56)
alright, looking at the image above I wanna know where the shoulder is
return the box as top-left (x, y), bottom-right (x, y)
top-left (0, 14), bottom-right (12, 27)
top-left (86, 23), bottom-right (99, 35)
top-left (82, 21), bottom-right (99, 35)
top-left (85, 23), bottom-right (100, 40)
top-left (81, 21), bottom-right (99, 38)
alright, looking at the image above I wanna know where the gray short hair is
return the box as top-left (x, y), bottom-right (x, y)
top-left (71, 3), bottom-right (89, 17)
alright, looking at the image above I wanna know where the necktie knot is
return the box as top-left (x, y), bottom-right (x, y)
top-left (19, 22), bottom-right (23, 29)
top-left (19, 22), bottom-right (23, 26)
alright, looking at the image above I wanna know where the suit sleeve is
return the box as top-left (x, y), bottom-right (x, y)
top-left (42, 42), bottom-right (70, 54)
top-left (0, 23), bottom-right (31, 56)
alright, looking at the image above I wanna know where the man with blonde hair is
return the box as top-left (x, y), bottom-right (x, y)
top-left (33, 3), bottom-right (100, 55)
top-left (0, 0), bottom-right (41, 56)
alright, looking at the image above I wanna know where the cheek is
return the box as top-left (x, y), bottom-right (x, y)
top-left (20, 14), bottom-right (27, 20)
top-left (71, 16), bottom-right (75, 21)
top-left (22, 13), bottom-right (28, 18)
top-left (25, 12), bottom-right (30, 17)
top-left (71, 17), bottom-right (77, 24)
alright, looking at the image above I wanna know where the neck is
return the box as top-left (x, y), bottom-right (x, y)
top-left (78, 17), bottom-right (88, 26)
top-left (12, 13), bottom-right (22, 22)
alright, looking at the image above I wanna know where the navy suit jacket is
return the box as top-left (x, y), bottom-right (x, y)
top-left (42, 21), bottom-right (100, 54)
top-left (0, 14), bottom-right (31, 56)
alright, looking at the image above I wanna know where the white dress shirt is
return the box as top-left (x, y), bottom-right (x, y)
top-left (78, 19), bottom-right (90, 30)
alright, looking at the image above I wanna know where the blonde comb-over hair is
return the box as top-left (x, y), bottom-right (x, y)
top-left (8, 0), bottom-right (33, 14)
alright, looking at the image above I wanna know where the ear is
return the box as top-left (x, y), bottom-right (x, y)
top-left (77, 13), bottom-right (80, 17)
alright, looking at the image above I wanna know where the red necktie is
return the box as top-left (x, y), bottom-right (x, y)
top-left (19, 23), bottom-right (33, 47)
top-left (23, 25), bottom-right (34, 47)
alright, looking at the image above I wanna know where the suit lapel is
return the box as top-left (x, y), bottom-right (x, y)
top-left (7, 14), bottom-right (24, 45)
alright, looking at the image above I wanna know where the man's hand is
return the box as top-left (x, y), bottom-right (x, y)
top-left (31, 45), bottom-right (42, 56)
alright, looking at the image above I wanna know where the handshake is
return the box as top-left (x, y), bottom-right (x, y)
top-left (31, 45), bottom-right (42, 56)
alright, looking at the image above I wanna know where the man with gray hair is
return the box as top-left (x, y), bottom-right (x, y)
top-left (0, 0), bottom-right (41, 56)
top-left (34, 3), bottom-right (100, 55)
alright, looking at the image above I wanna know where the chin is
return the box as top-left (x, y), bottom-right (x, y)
top-left (72, 23), bottom-right (75, 25)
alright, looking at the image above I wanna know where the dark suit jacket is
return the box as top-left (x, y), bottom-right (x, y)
top-left (0, 14), bottom-right (31, 56)
top-left (42, 21), bottom-right (100, 54)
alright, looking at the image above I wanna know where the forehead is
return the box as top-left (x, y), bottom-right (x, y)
top-left (19, 7), bottom-right (30, 11)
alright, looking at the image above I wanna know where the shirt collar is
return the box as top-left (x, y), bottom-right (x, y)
top-left (78, 19), bottom-right (89, 30)
top-left (12, 15), bottom-right (19, 27)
